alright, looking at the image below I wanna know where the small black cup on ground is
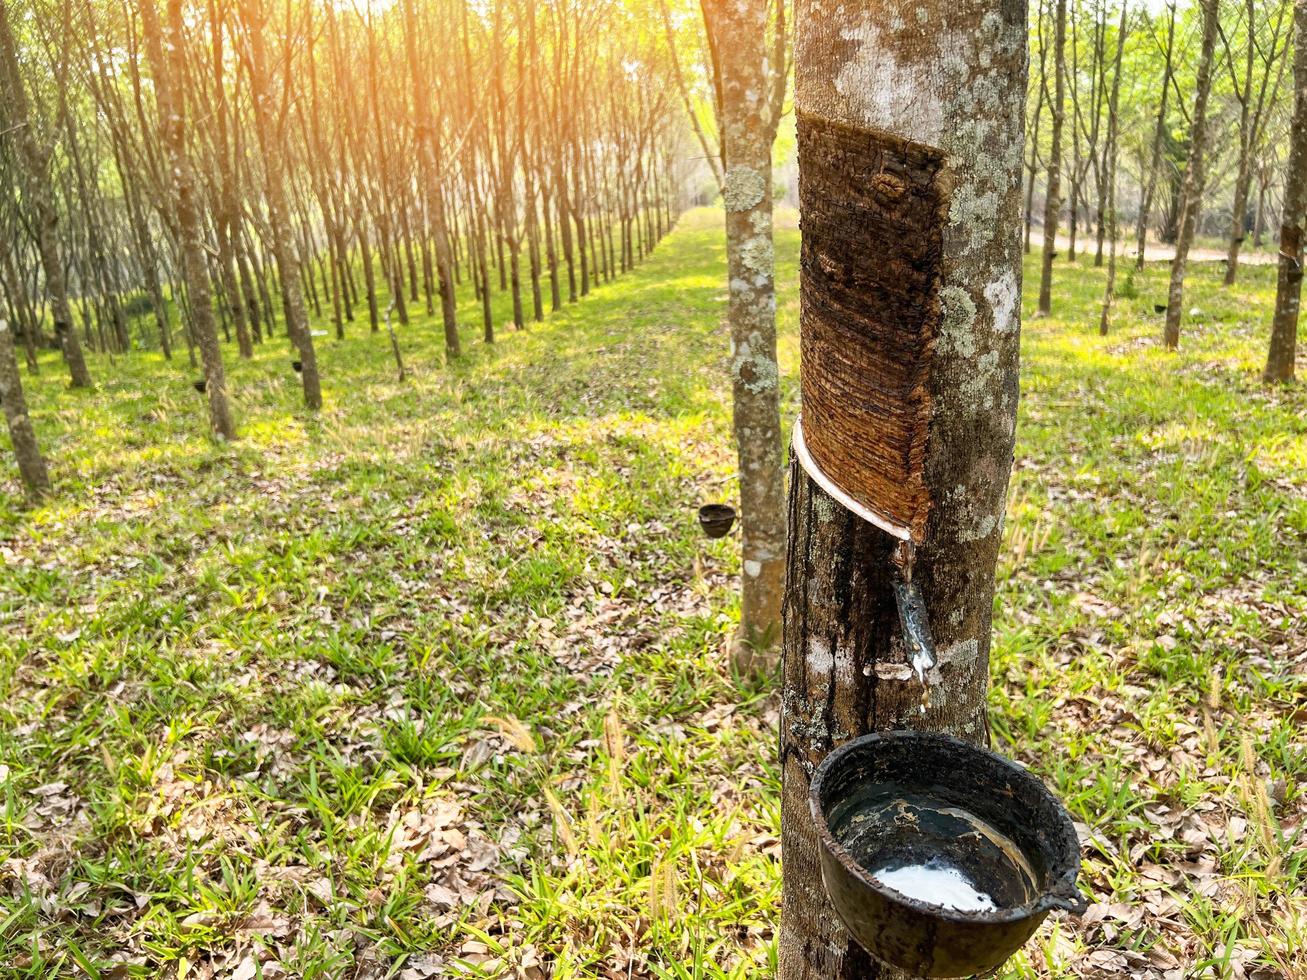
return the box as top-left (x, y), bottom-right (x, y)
top-left (697, 503), bottom-right (736, 539)
top-left (1154, 303), bottom-right (1168, 313)
top-left (192, 379), bottom-right (207, 393)
top-left (291, 360), bottom-right (303, 373)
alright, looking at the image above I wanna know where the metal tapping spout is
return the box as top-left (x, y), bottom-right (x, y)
top-left (891, 540), bottom-right (938, 686)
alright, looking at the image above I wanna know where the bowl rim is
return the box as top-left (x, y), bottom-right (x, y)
top-left (698, 503), bottom-right (737, 520)
top-left (808, 729), bottom-right (1084, 926)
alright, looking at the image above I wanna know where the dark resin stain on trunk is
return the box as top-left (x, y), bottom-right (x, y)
top-left (796, 111), bottom-right (949, 540)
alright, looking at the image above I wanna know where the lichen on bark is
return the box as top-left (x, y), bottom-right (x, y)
top-left (781, 1), bottom-right (1027, 977)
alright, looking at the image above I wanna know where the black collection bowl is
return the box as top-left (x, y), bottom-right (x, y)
top-left (810, 731), bottom-right (1087, 978)
top-left (291, 359), bottom-right (303, 373)
top-left (697, 503), bottom-right (736, 539)
top-left (192, 379), bottom-right (207, 393)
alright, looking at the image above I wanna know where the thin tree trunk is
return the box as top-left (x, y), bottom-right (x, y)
top-left (357, 220), bottom-right (381, 333)
top-left (0, 2), bottom-right (93, 388)
top-left (1039, 0), bottom-right (1068, 314)
top-left (1136, 2), bottom-right (1176, 270)
top-left (476, 211), bottom-right (494, 344)
top-left (1253, 167), bottom-right (1269, 247)
top-left (143, 0), bottom-right (237, 440)
top-left (1164, 0), bottom-right (1221, 350)
top-left (780, 3), bottom-right (1026, 976)
top-left (1025, 0), bottom-right (1047, 256)
top-left (1264, 0), bottom-right (1306, 383)
top-left (400, 0), bottom-right (460, 360)
top-left (241, 0), bottom-right (321, 409)
top-left (1099, 3), bottom-right (1128, 336)
top-left (702, 0), bottom-right (786, 678)
top-left (0, 318), bottom-right (50, 499)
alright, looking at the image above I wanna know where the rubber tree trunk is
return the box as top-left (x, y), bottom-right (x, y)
top-left (0, 2), bottom-right (93, 389)
top-left (701, 0), bottom-right (786, 678)
top-left (142, 0), bottom-right (236, 441)
top-left (0, 319), bottom-right (50, 500)
top-left (779, 1), bottom-right (1026, 976)
top-left (1265, 0), bottom-right (1307, 383)
top-left (242, 0), bottom-right (322, 410)
top-left (1135, 1), bottom-right (1176, 271)
top-left (1224, 0), bottom-right (1259, 287)
top-left (1038, 0), bottom-right (1067, 315)
top-left (1163, 0), bottom-right (1221, 351)
top-left (1098, 4), bottom-right (1128, 337)
top-left (400, 0), bottom-right (460, 361)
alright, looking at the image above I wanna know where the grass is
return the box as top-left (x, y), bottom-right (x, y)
top-left (0, 207), bottom-right (1304, 979)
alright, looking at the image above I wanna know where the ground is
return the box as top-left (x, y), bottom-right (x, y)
top-left (0, 208), bottom-right (1303, 979)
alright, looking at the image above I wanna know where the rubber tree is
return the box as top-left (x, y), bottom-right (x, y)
top-left (699, 0), bottom-right (788, 678)
top-left (1099, 1), bottom-right (1129, 337)
top-left (1037, 0), bottom-right (1067, 315)
top-left (1135, 0), bottom-right (1177, 271)
top-left (239, 0), bottom-right (322, 410)
top-left (1163, 0), bottom-right (1221, 351)
top-left (779, 0), bottom-right (1027, 976)
top-left (0, 1), bottom-right (93, 389)
top-left (1264, 0), bottom-right (1307, 383)
top-left (140, 0), bottom-right (236, 440)
top-left (0, 318), bottom-right (50, 500)
top-left (1224, 0), bottom-right (1292, 286)
top-left (401, 0), bottom-right (460, 362)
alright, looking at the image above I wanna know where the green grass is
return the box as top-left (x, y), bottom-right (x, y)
top-left (0, 208), bottom-right (1303, 978)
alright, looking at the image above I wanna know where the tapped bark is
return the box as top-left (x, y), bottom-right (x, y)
top-left (0, 319), bottom-right (50, 500)
top-left (1163, 0), bottom-right (1221, 351)
top-left (780, 2), bottom-right (1026, 977)
top-left (700, 0), bottom-right (786, 679)
top-left (1038, 0), bottom-right (1067, 316)
top-left (1264, 0), bottom-right (1306, 383)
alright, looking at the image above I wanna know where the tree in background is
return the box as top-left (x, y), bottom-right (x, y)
top-left (238, 0), bottom-right (323, 410)
top-left (1163, 0), bottom-right (1220, 351)
top-left (1038, 0), bottom-right (1067, 316)
top-left (1135, 0), bottom-right (1177, 270)
top-left (0, 1), bottom-right (93, 389)
top-left (681, 0), bottom-right (789, 678)
top-left (0, 318), bottom-right (50, 499)
top-left (1264, 0), bottom-right (1306, 383)
top-left (1099, 2), bottom-right (1129, 335)
top-left (1222, 0), bottom-right (1293, 286)
top-left (779, 0), bottom-right (1026, 972)
top-left (140, 0), bottom-right (236, 439)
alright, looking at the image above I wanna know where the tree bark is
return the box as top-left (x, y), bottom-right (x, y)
top-left (701, 0), bottom-right (786, 678)
top-left (1136, 2), bottom-right (1177, 270)
top-left (780, 1), bottom-right (1026, 976)
top-left (0, 1), bottom-right (93, 389)
top-left (0, 318), bottom-right (50, 500)
top-left (241, 0), bottom-right (322, 409)
top-left (1264, 0), bottom-right (1306, 383)
top-left (401, 0), bottom-right (460, 361)
top-left (1164, 0), bottom-right (1221, 351)
top-left (142, 0), bottom-right (237, 441)
top-left (1038, 0), bottom-right (1067, 315)
top-left (1099, 2), bottom-right (1128, 336)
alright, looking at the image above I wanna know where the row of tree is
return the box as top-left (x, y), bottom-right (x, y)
top-left (0, 0), bottom-right (688, 496)
top-left (1026, 0), bottom-right (1304, 379)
